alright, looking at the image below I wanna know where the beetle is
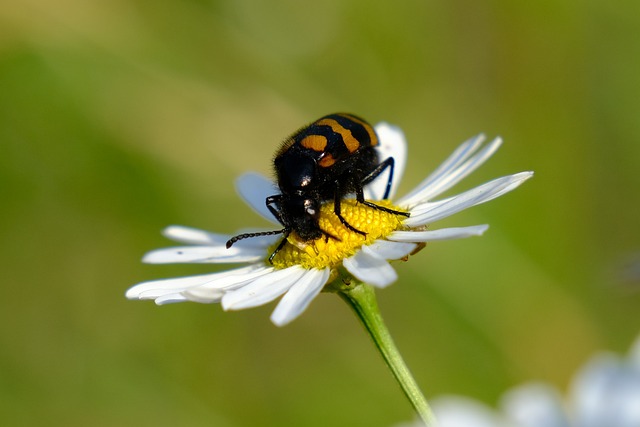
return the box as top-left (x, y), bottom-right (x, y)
top-left (226, 113), bottom-right (409, 263)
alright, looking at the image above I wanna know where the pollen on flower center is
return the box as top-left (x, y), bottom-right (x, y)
top-left (270, 199), bottom-right (408, 270)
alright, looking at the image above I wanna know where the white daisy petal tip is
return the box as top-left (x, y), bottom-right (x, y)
top-left (374, 124), bottom-right (407, 161)
top-left (126, 282), bottom-right (172, 300)
top-left (463, 133), bottom-right (487, 150)
top-left (518, 170), bottom-right (534, 180)
top-left (476, 224), bottom-right (490, 235)
top-left (161, 225), bottom-right (188, 240)
top-left (388, 224), bottom-right (491, 243)
top-left (501, 171), bottom-right (534, 194)
top-left (125, 287), bottom-right (141, 300)
top-left (373, 121), bottom-right (405, 140)
top-left (161, 225), bottom-right (229, 246)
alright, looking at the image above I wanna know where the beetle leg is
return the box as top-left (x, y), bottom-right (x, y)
top-left (266, 194), bottom-right (286, 225)
top-left (268, 233), bottom-right (290, 264)
top-left (356, 182), bottom-right (410, 218)
top-left (362, 157), bottom-right (394, 199)
top-left (334, 181), bottom-right (367, 236)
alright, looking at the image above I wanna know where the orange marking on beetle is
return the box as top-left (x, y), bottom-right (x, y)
top-left (318, 153), bottom-right (336, 167)
top-left (300, 134), bottom-right (328, 152)
top-left (342, 114), bottom-right (378, 147)
top-left (317, 118), bottom-right (360, 153)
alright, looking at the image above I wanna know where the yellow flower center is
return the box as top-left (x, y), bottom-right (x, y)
top-left (270, 199), bottom-right (408, 270)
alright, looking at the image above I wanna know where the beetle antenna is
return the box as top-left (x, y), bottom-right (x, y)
top-left (226, 229), bottom-right (287, 249)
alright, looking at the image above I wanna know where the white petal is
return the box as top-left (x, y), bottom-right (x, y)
top-left (182, 266), bottom-right (276, 303)
top-left (367, 240), bottom-right (417, 260)
top-left (343, 246), bottom-right (397, 288)
top-left (221, 265), bottom-right (306, 311)
top-left (162, 225), bottom-right (230, 245)
top-left (142, 245), bottom-right (265, 264)
top-left (161, 225), bottom-right (278, 250)
top-left (125, 265), bottom-right (267, 300)
top-left (397, 134), bottom-right (489, 207)
top-left (235, 172), bottom-right (280, 224)
top-left (388, 225), bottom-right (489, 242)
top-left (364, 122), bottom-right (408, 201)
top-left (126, 274), bottom-right (217, 300)
top-left (432, 396), bottom-right (508, 427)
top-left (501, 383), bottom-right (569, 427)
top-left (416, 137), bottom-right (502, 204)
top-left (270, 268), bottom-right (330, 326)
top-left (404, 172), bottom-right (533, 227)
top-left (570, 354), bottom-right (640, 427)
top-left (155, 293), bottom-right (190, 305)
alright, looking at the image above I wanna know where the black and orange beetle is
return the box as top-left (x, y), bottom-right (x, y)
top-left (226, 113), bottom-right (409, 263)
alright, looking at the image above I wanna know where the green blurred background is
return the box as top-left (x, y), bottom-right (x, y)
top-left (1, 0), bottom-right (639, 425)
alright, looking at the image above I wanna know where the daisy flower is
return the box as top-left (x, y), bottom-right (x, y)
top-left (126, 122), bottom-right (532, 326)
top-left (425, 333), bottom-right (640, 427)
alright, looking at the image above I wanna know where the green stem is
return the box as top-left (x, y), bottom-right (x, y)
top-left (337, 281), bottom-right (438, 427)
